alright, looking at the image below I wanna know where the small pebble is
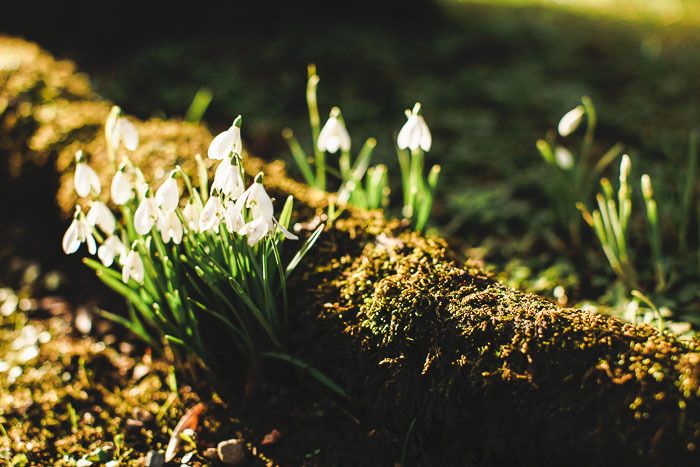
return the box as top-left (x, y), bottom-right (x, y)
top-left (217, 439), bottom-right (246, 465)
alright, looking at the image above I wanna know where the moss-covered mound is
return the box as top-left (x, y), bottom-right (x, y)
top-left (2, 35), bottom-right (700, 466)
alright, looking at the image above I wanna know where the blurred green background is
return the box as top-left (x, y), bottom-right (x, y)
top-left (3, 0), bottom-right (700, 323)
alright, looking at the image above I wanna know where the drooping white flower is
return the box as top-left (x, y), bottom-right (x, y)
top-left (211, 158), bottom-right (244, 199)
top-left (155, 175), bottom-right (179, 212)
top-left (134, 194), bottom-right (159, 235)
top-left (62, 208), bottom-right (97, 255)
top-left (157, 209), bottom-right (183, 244)
top-left (238, 216), bottom-right (271, 246)
top-left (238, 174), bottom-right (298, 245)
top-left (97, 235), bottom-right (125, 267)
top-left (397, 103), bottom-right (431, 152)
top-left (122, 249), bottom-right (144, 284)
top-left (223, 196), bottom-right (246, 233)
top-left (317, 107), bottom-right (351, 153)
top-left (87, 201), bottom-right (116, 234)
top-left (182, 199), bottom-right (202, 232)
top-left (106, 106), bottom-right (139, 151)
top-left (208, 115), bottom-right (242, 160)
top-left (198, 195), bottom-right (223, 232)
top-left (74, 151), bottom-right (101, 198)
top-left (558, 105), bottom-right (585, 137)
top-left (554, 146), bottom-right (574, 170)
top-left (111, 167), bottom-right (134, 205)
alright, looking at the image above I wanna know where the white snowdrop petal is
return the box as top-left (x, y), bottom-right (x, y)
top-left (397, 116), bottom-right (416, 150)
top-left (62, 220), bottom-right (81, 254)
top-left (208, 128), bottom-right (234, 160)
top-left (111, 171), bottom-right (133, 205)
top-left (74, 163), bottom-right (92, 197)
top-left (558, 106), bottom-right (585, 137)
top-left (156, 177), bottom-right (179, 211)
top-left (199, 196), bottom-right (222, 232)
top-left (86, 234), bottom-right (97, 255)
top-left (120, 118), bottom-right (139, 151)
top-left (555, 147), bottom-right (574, 170)
top-left (418, 116), bottom-right (432, 152)
top-left (134, 198), bottom-right (157, 235)
top-left (273, 218), bottom-right (298, 240)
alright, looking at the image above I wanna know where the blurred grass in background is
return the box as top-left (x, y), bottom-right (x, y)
top-left (469, 0), bottom-right (700, 25)
top-left (3, 0), bottom-right (700, 322)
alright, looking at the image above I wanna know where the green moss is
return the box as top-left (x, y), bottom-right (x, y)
top-left (2, 35), bottom-right (700, 465)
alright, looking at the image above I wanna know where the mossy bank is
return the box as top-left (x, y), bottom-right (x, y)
top-left (2, 36), bottom-right (700, 466)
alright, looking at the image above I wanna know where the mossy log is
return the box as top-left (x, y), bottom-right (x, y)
top-left (2, 36), bottom-right (700, 466)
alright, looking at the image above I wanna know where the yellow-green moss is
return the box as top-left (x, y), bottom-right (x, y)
top-left (2, 35), bottom-right (700, 465)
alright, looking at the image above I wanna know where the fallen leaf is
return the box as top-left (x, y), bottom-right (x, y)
top-left (261, 428), bottom-right (281, 446)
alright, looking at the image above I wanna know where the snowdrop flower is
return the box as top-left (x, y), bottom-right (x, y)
top-left (239, 174), bottom-right (298, 245)
top-left (317, 107), bottom-right (351, 153)
top-left (397, 103), bottom-right (431, 152)
top-left (182, 199), bottom-right (202, 231)
top-left (134, 192), bottom-right (159, 235)
top-left (87, 201), bottom-right (116, 234)
top-left (74, 150), bottom-right (101, 197)
top-left (98, 235), bottom-right (125, 267)
top-left (554, 146), bottom-right (574, 170)
top-left (212, 157), bottom-right (245, 199)
top-left (105, 106), bottom-right (139, 151)
top-left (558, 105), bottom-right (585, 137)
top-left (111, 166), bottom-right (134, 205)
top-left (157, 209), bottom-right (183, 244)
top-left (62, 207), bottom-right (97, 255)
top-left (155, 174), bottom-right (180, 212)
top-left (223, 197), bottom-right (245, 233)
top-left (122, 249), bottom-right (144, 284)
top-left (208, 115), bottom-right (242, 160)
top-left (199, 194), bottom-right (223, 232)
top-left (238, 216), bottom-right (271, 246)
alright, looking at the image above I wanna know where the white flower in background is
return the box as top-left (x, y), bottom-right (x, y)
top-left (105, 106), bottom-right (139, 151)
top-left (62, 208), bottom-right (96, 255)
top-left (87, 201), bottom-right (116, 234)
top-left (155, 175), bottom-right (180, 211)
top-left (111, 167), bottom-right (134, 205)
top-left (122, 249), bottom-right (145, 284)
top-left (182, 199), bottom-right (202, 231)
top-left (223, 197), bottom-right (245, 233)
top-left (134, 193), bottom-right (159, 235)
top-left (157, 209), bottom-right (183, 244)
top-left (238, 174), bottom-right (298, 245)
top-left (619, 154), bottom-right (631, 182)
top-left (208, 115), bottom-right (243, 160)
top-left (98, 235), bottom-right (125, 267)
top-left (558, 105), bottom-right (585, 137)
top-left (199, 194), bottom-right (223, 232)
top-left (212, 157), bottom-right (245, 199)
top-left (397, 102), bottom-right (431, 152)
top-left (74, 150), bottom-right (101, 197)
top-left (554, 146), bottom-right (574, 170)
top-left (317, 107), bottom-right (351, 153)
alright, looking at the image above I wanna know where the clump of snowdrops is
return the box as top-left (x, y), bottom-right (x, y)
top-left (62, 107), bottom-right (337, 393)
top-left (537, 99), bottom-right (700, 334)
top-left (284, 65), bottom-right (440, 232)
